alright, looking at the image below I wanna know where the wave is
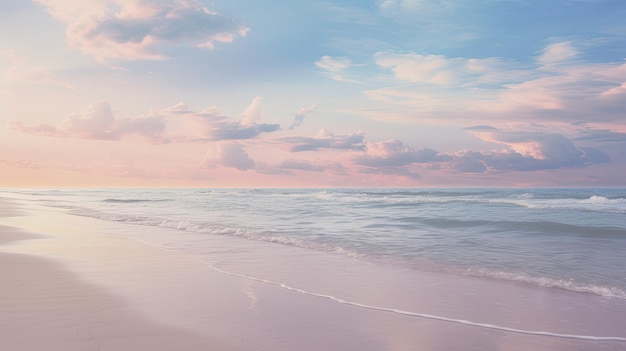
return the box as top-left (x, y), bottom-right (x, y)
top-left (463, 267), bottom-right (626, 300)
top-left (67, 207), bottom-right (626, 300)
top-left (67, 209), bottom-right (365, 259)
top-left (302, 191), bottom-right (626, 214)
top-left (488, 195), bottom-right (626, 214)
top-left (310, 191), bottom-right (479, 205)
top-left (102, 198), bottom-right (172, 203)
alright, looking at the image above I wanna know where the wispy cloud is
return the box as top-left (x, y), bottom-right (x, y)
top-left (2, 50), bottom-right (74, 89)
top-left (362, 41), bottom-right (626, 126)
top-left (536, 41), bottom-right (579, 66)
top-left (315, 55), bottom-right (360, 82)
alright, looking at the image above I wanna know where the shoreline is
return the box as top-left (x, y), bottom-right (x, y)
top-left (2, 197), bottom-right (626, 350)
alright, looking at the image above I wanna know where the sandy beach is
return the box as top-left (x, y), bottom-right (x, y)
top-left (0, 205), bottom-right (225, 350)
top-left (2, 197), bottom-right (625, 351)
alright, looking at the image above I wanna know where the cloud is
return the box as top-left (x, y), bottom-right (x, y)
top-left (2, 50), bottom-right (74, 89)
top-left (288, 105), bottom-right (316, 129)
top-left (0, 158), bottom-right (40, 169)
top-left (365, 42), bottom-right (626, 124)
top-left (257, 159), bottom-right (348, 176)
top-left (283, 129), bottom-right (366, 152)
top-left (35, 0), bottom-right (249, 61)
top-left (374, 52), bottom-right (519, 86)
top-left (240, 96), bottom-right (263, 125)
top-left (348, 139), bottom-right (451, 180)
top-left (278, 159), bottom-right (325, 172)
top-left (454, 130), bottom-right (612, 173)
top-left (379, 0), bottom-right (451, 11)
top-left (203, 141), bottom-right (255, 171)
top-left (536, 41), bottom-right (579, 66)
top-left (575, 128), bottom-right (626, 143)
top-left (205, 97), bottom-right (280, 140)
top-left (182, 97), bottom-right (279, 141)
top-left (315, 55), bottom-right (353, 72)
top-left (315, 55), bottom-right (359, 82)
top-left (358, 165), bottom-right (422, 180)
top-left (355, 139), bottom-right (451, 167)
top-left (10, 101), bottom-right (168, 143)
top-left (5, 65), bottom-right (75, 90)
top-left (463, 125), bottom-right (497, 131)
top-left (11, 98), bottom-right (282, 143)
top-left (209, 121), bottom-right (281, 140)
top-left (599, 82), bottom-right (626, 98)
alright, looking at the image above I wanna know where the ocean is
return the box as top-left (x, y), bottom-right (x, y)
top-left (3, 187), bottom-right (625, 300)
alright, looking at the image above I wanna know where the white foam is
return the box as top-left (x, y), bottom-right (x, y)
top-left (491, 196), bottom-right (626, 214)
top-left (463, 268), bottom-right (626, 300)
top-left (201, 261), bottom-right (626, 342)
top-left (71, 208), bottom-right (365, 259)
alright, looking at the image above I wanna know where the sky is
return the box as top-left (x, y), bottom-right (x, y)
top-left (1, 0), bottom-right (625, 187)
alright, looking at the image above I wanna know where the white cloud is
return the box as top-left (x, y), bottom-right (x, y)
top-left (315, 55), bottom-right (362, 82)
top-left (288, 105), bottom-right (316, 129)
top-left (536, 41), bottom-right (579, 66)
top-left (379, 0), bottom-right (449, 11)
top-left (203, 142), bottom-right (255, 171)
top-left (365, 43), bottom-right (626, 125)
top-left (10, 101), bottom-right (168, 143)
top-left (315, 55), bottom-right (353, 72)
top-left (374, 52), bottom-right (514, 86)
top-left (456, 129), bottom-right (611, 172)
top-left (240, 96), bottom-right (263, 126)
top-left (35, 0), bottom-right (249, 61)
top-left (12, 99), bottom-right (282, 143)
top-left (600, 82), bottom-right (626, 98)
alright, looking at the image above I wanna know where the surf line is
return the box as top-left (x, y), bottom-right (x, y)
top-left (201, 260), bottom-right (626, 342)
top-left (125, 237), bottom-right (625, 343)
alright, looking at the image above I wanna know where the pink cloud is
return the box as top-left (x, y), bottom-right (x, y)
top-left (0, 158), bottom-right (40, 169)
top-left (453, 129), bottom-right (611, 173)
top-left (11, 99), bottom-right (283, 144)
top-left (10, 101), bottom-right (167, 143)
top-left (203, 142), bottom-right (255, 171)
top-left (2, 50), bottom-right (74, 90)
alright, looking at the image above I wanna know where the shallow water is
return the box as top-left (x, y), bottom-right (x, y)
top-left (2, 188), bottom-right (625, 299)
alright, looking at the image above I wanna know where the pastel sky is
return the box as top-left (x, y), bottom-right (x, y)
top-left (1, 0), bottom-right (626, 187)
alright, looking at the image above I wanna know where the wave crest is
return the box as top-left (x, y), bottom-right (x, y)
top-left (464, 267), bottom-right (626, 300)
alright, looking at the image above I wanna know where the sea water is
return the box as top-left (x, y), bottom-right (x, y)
top-left (3, 187), bottom-right (625, 300)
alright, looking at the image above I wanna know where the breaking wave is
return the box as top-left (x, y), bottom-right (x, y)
top-left (463, 267), bottom-right (626, 300)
